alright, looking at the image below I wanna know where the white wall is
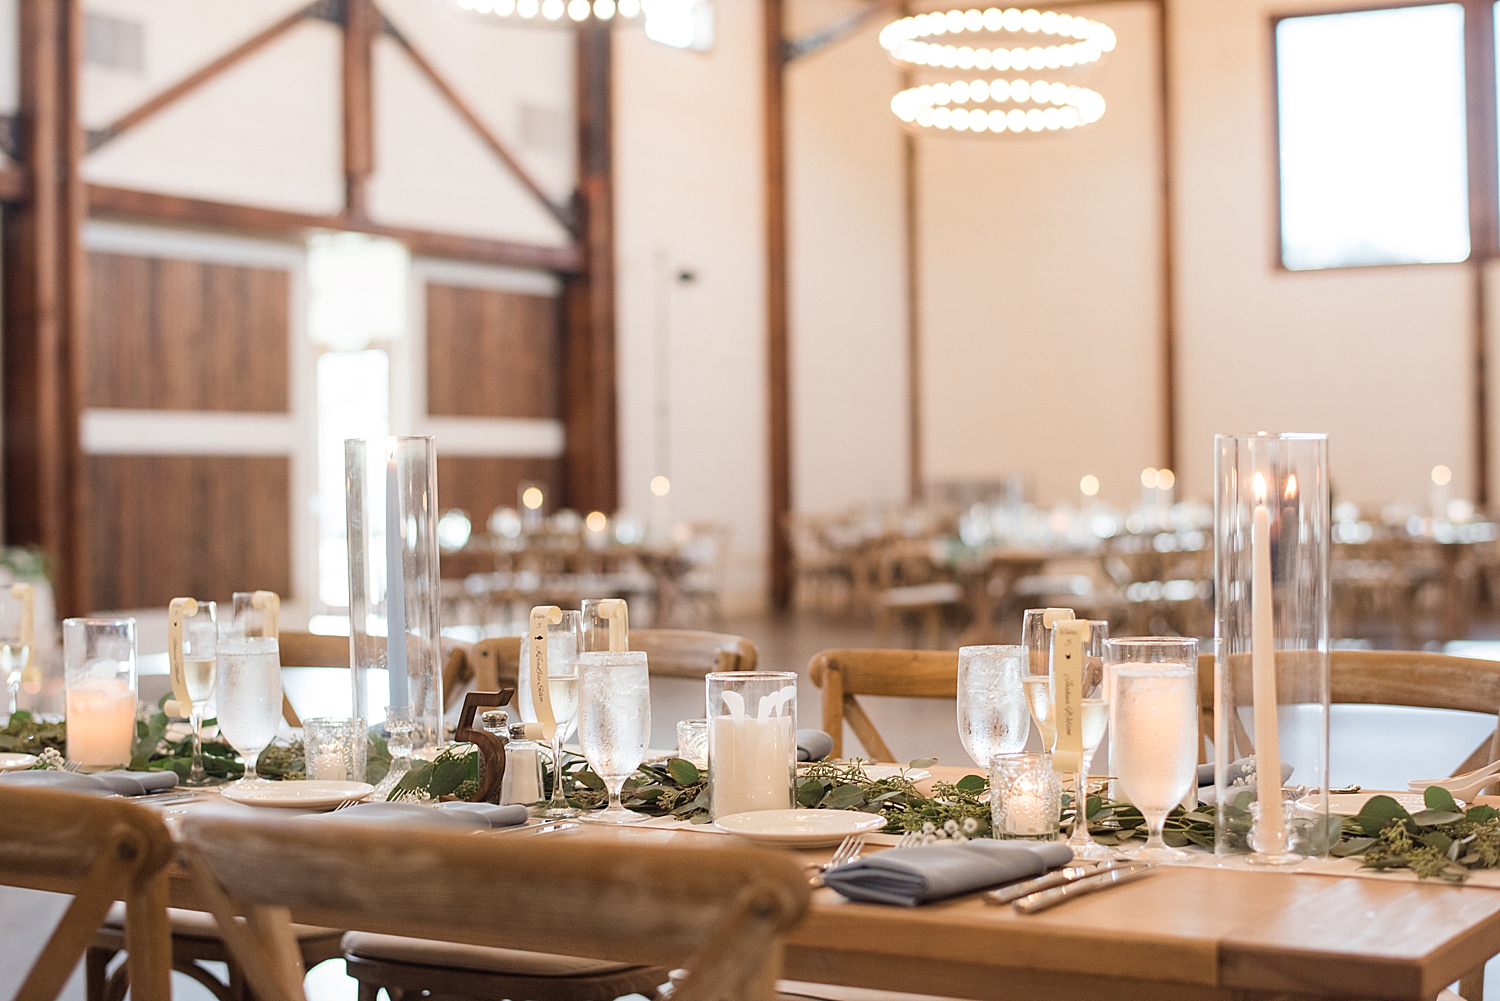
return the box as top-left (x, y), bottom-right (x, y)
top-left (919, 1), bottom-right (1164, 509)
top-left (1171, 0), bottom-right (1475, 510)
top-left (613, 0), bottom-right (770, 613)
top-left (786, 0), bottom-right (910, 514)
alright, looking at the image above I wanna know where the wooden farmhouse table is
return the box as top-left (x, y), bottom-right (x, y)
top-left (148, 766), bottom-right (1500, 1001)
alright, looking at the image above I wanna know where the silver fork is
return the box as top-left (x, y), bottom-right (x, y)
top-left (896, 830), bottom-right (924, 847)
top-left (64, 760), bottom-right (82, 773)
top-left (330, 797), bottom-right (365, 812)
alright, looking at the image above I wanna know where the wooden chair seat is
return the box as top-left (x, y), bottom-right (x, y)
top-left (343, 932), bottom-right (667, 1001)
top-left (91, 906), bottom-right (343, 1001)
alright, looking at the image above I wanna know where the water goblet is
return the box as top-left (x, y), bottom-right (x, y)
top-left (216, 634), bottom-right (282, 782)
top-left (1105, 637), bottom-right (1199, 863)
top-left (523, 609), bottom-right (583, 818)
top-left (0, 583), bottom-right (32, 722)
top-left (577, 650), bottom-right (651, 824)
top-left (581, 598), bottom-right (629, 653)
top-left (956, 645), bottom-right (1029, 769)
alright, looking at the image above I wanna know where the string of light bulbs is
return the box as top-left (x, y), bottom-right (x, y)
top-left (890, 77), bottom-right (1106, 134)
top-left (880, 7), bottom-right (1116, 70)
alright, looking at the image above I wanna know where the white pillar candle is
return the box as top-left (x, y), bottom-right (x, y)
top-left (66, 676), bottom-right (135, 766)
top-left (708, 715), bottom-right (794, 816)
top-left (1003, 773), bottom-right (1052, 835)
top-left (1251, 472), bottom-right (1285, 852)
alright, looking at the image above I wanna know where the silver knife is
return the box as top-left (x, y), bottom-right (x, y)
top-left (1012, 862), bottom-right (1156, 914)
top-left (501, 821), bottom-right (581, 838)
top-left (983, 862), bottom-right (1115, 905)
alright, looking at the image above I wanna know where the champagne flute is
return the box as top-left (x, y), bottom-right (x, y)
top-left (956, 645), bottom-right (1029, 769)
top-left (1062, 620), bottom-right (1111, 859)
top-left (577, 650), bottom-right (651, 823)
top-left (1105, 637), bottom-right (1198, 863)
top-left (523, 609), bottom-right (582, 818)
top-left (216, 634), bottom-right (282, 782)
top-left (171, 600), bottom-right (220, 787)
top-left (0, 584), bottom-right (32, 721)
top-left (1021, 607), bottom-right (1073, 751)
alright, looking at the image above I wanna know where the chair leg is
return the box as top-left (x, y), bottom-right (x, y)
top-left (1460, 963), bottom-right (1485, 1001)
top-left (85, 947), bottom-right (114, 1001)
top-left (356, 984), bottom-right (381, 1001)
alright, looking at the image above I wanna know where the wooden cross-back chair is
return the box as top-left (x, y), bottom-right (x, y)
top-left (463, 628), bottom-right (759, 693)
top-left (178, 811), bottom-right (811, 1001)
top-left (1, 786), bottom-right (175, 1001)
top-left (809, 649), bottom-right (958, 761)
top-left (1196, 649), bottom-right (1500, 776)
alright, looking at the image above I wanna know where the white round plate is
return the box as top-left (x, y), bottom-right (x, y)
top-left (714, 809), bottom-right (886, 847)
top-left (1302, 791), bottom-right (1453, 817)
top-left (221, 779), bottom-right (374, 810)
top-left (0, 752), bottom-right (36, 772)
top-left (798, 764), bottom-right (931, 783)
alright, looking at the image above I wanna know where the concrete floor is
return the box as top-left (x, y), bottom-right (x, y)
top-left (7, 613), bottom-right (1500, 1000)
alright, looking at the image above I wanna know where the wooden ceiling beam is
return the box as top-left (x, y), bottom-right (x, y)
top-left (379, 12), bottom-right (577, 237)
top-left (89, 1), bottom-right (320, 153)
top-left (343, 0), bottom-right (375, 220)
top-left (86, 184), bottom-right (582, 272)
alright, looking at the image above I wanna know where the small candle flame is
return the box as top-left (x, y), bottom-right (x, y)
top-left (1253, 472), bottom-right (1267, 504)
top-left (1284, 473), bottom-right (1298, 501)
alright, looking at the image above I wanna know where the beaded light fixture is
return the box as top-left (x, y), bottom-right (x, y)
top-left (890, 77), bottom-right (1106, 134)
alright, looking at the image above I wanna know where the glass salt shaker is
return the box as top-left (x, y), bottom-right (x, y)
top-left (500, 720), bottom-right (545, 808)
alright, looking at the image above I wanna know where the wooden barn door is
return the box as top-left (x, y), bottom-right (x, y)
top-left (77, 223), bottom-right (307, 613)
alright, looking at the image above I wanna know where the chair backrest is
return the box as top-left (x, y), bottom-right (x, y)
top-left (1195, 649), bottom-right (1500, 773)
top-left (808, 648), bottom-right (957, 761)
top-left (278, 631), bottom-right (474, 715)
top-left (179, 812), bottom-right (810, 1001)
top-left (470, 628), bottom-right (759, 691)
top-left (0, 786), bottom-right (176, 1001)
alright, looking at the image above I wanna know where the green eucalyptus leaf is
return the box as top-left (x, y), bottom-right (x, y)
top-left (667, 758), bottom-right (700, 785)
top-left (1424, 786), bottom-right (1460, 813)
top-left (1356, 795), bottom-right (1412, 836)
top-left (1468, 804), bottom-right (1500, 823)
top-left (1331, 836), bottom-right (1376, 857)
top-left (797, 780), bottom-right (825, 807)
top-left (955, 774), bottom-right (986, 793)
top-left (1411, 810), bottom-right (1466, 827)
top-left (820, 784), bottom-right (866, 810)
top-left (908, 758), bottom-right (938, 768)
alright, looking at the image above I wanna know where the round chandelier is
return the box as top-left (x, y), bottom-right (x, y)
top-left (456, 0), bottom-right (641, 24)
top-left (890, 77), bottom-right (1105, 134)
top-left (882, 7), bottom-right (1115, 137)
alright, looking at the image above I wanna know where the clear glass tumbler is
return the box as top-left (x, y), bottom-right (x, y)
top-left (577, 650), bottom-right (651, 823)
top-left (706, 671), bottom-right (798, 820)
top-left (956, 645), bottom-right (1029, 770)
top-left (1106, 637), bottom-right (1199, 863)
top-left (676, 718), bottom-right (708, 768)
top-left (216, 635), bottom-right (282, 782)
top-left (64, 618), bottom-right (137, 769)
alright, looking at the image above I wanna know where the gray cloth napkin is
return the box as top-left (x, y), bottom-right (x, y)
top-left (1196, 758), bottom-right (1294, 787)
top-left (312, 801), bottom-right (529, 830)
top-left (823, 839), bottom-right (1074, 907)
top-left (797, 730), bottom-right (834, 762)
top-left (0, 769), bottom-right (178, 797)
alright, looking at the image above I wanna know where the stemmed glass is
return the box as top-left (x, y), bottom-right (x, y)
top-left (215, 632), bottom-right (282, 783)
top-left (1105, 637), bottom-right (1199, 863)
top-left (229, 591), bottom-right (279, 640)
top-left (577, 650), bottom-right (651, 823)
top-left (0, 583), bottom-right (33, 721)
top-left (171, 599), bottom-right (220, 787)
top-left (1063, 621), bottom-right (1111, 859)
top-left (1021, 608), bottom-right (1073, 751)
top-left (525, 609), bottom-right (583, 818)
top-left (956, 645), bottom-right (1030, 769)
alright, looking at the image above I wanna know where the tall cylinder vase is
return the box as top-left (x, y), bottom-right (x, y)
top-left (347, 436), bottom-right (444, 784)
top-left (1213, 433), bottom-right (1331, 863)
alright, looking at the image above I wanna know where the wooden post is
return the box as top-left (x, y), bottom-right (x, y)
top-left (3, 0), bottom-right (78, 610)
top-left (1465, 0), bottom-right (1497, 506)
top-left (563, 23), bottom-right (618, 515)
top-left (343, 0), bottom-right (375, 221)
top-left (765, 0), bottom-right (792, 611)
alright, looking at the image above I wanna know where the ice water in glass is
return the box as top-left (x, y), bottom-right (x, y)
top-left (1111, 663), bottom-right (1197, 861)
top-left (216, 636), bottom-right (282, 781)
top-left (577, 650), bottom-right (650, 823)
top-left (957, 645), bottom-right (1030, 769)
